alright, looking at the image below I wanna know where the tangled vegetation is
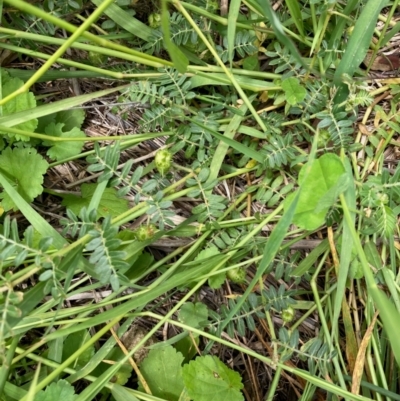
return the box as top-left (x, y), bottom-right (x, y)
top-left (0, 0), bottom-right (400, 400)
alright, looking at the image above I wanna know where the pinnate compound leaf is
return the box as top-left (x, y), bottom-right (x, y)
top-left (0, 147), bottom-right (48, 211)
top-left (182, 355), bottom-right (244, 401)
top-left (35, 379), bottom-right (77, 401)
top-left (139, 345), bottom-right (185, 401)
top-left (44, 122), bottom-right (85, 161)
top-left (281, 77), bottom-right (306, 105)
top-left (2, 74), bottom-right (38, 140)
top-left (61, 183), bottom-right (129, 218)
top-left (284, 153), bottom-right (345, 230)
top-left (179, 302), bottom-right (208, 330)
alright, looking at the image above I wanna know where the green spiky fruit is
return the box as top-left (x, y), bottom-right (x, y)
top-left (281, 306), bottom-right (295, 323)
top-left (135, 224), bottom-right (157, 241)
top-left (148, 13), bottom-right (161, 28)
top-left (155, 149), bottom-right (172, 176)
top-left (227, 267), bottom-right (246, 284)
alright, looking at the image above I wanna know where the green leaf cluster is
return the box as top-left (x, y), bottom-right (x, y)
top-left (139, 345), bottom-right (244, 401)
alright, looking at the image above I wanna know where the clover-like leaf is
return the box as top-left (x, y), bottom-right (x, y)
top-left (61, 183), bottom-right (129, 218)
top-left (284, 153), bottom-right (346, 230)
top-left (179, 302), bottom-right (208, 330)
top-left (2, 75), bottom-right (38, 140)
top-left (182, 355), bottom-right (244, 401)
top-left (139, 345), bottom-right (185, 401)
top-left (35, 380), bottom-right (77, 401)
top-left (0, 147), bottom-right (48, 211)
top-left (55, 108), bottom-right (86, 131)
top-left (281, 77), bottom-right (306, 105)
top-left (43, 122), bottom-right (86, 161)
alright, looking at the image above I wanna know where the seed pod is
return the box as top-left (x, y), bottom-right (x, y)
top-left (155, 149), bottom-right (172, 176)
top-left (227, 267), bottom-right (246, 284)
top-left (281, 306), bottom-right (295, 323)
top-left (88, 51), bottom-right (108, 66)
top-left (134, 224), bottom-right (157, 241)
top-left (148, 13), bottom-right (161, 28)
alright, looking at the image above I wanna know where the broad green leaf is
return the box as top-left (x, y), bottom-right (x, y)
top-left (178, 302), bottom-right (208, 330)
top-left (1, 74), bottom-right (37, 140)
top-left (55, 108), bottom-right (85, 131)
top-left (61, 183), bottom-right (129, 218)
top-left (182, 355), bottom-right (244, 401)
top-left (333, 0), bottom-right (389, 104)
top-left (35, 380), bottom-right (77, 401)
top-left (242, 54), bottom-right (259, 71)
top-left (139, 345), bottom-right (185, 401)
top-left (63, 330), bottom-right (95, 370)
top-left (284, 153), bottom-right (346, 230)
top-left (0, 147), bottom-right (48, 211)
top-left (281, 77), bottom-right (306, 105)
top-left (43, 122), bottom-right (86, 161)
top-left (314, 173), bottom-right (350, 213)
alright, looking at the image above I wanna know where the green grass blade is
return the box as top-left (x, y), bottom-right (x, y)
top-left (227, 0), bottom-right (242, 68)
top-left (0, 172), bottom-right (66, 248)
top-left (205, 102), bottom-right (247, 191)
top-left (161, 0), bottom-right (188, 73)
top-left (284, 0), bottom-right (304, 37)
top-left (341, 193), bottom-right (400, 367)
top-left (3, 382), bottom-right (27, 400)
top-left (0, 85), bottom-right (128, 128)
top-left (189, 72), bottom-right (279, 91)
top-left (333, 0), bottom-right (389, 104)
top-left (0, 335), bottom-right (19, 395)
top-left (381, 20), bottom-right (400, 46)
top-left (331, 156), bottom-right (355, 336)
top-left (246, 0), bottom-right (307, 69)
top-left (91, 0), bottom-right (154, 42)
top-left (188, 118), bottom-right (264, 163)
top-left (218, 198), bottom-right (297, 340)
top-left (111, 385), bottom-right (141, 401)
top-left (291, 238), bottom-right (329, 277)
top-left (323, 0), bottom-right (359, 69)
top-left (25, 363), bottom-right (41, 401)
top-left (88, 180), bottom-right (108, 213)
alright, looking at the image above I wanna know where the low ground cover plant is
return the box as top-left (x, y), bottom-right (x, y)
top-left (0, 0), bottom-right (400, 400)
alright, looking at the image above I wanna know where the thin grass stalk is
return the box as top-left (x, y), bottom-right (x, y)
top-left (2, 0), bottom-right (169, 67)
top-left (0, 335), bottom-right (19, 397)
top-left (0, 0), bottom-right (116, 105)
top-left (18, 316), bottom-right (122, 401)
top-left (173, 0), bottom-right (267, 132)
